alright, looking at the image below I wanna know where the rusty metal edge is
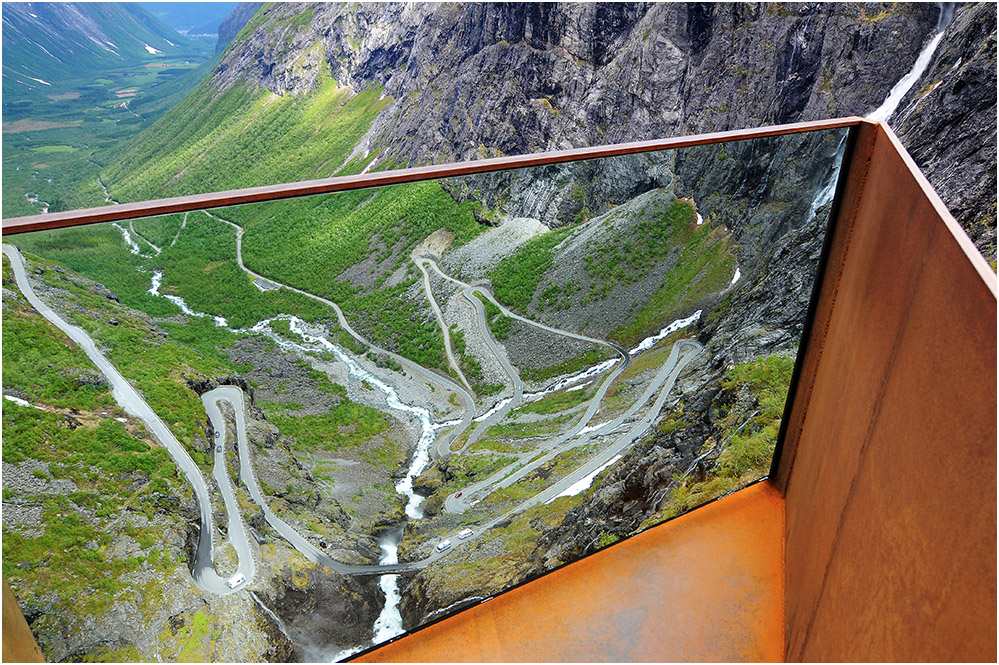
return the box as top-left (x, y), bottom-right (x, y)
top-left (1, 117), bottom-right (864, 235)
top-left (874, 122), bottom-right (998, 296)
top-left (770, 120), bottom-right (881, 493)
top-left (345, 477), bottom-right (778, 662)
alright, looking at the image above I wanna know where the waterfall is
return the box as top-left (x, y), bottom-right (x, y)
top-left (868, 3), bottom-right (955, 123)
top-left (371, 528), bottom-right (406, 645)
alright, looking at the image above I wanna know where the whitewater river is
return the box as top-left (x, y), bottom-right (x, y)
top-left (145, 266), bottom-right (450, 646)
top-left (14, 221), bottom-right (713, 653)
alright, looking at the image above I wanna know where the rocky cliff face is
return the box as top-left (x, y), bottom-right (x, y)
top-left (892, 3), bottom-right (997, 258)
top-left (192, 0), bottom-right (996, 633)
top-left (213, 1), bottom-right (993, 259)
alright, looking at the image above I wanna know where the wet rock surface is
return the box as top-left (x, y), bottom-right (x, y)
top-left (254, 560), bottom-right (383, 661)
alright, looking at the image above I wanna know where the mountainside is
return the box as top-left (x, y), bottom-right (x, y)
top-left (192, 1), bottom-right (994, 259)
top-left (3, 2), bottom-right (996, 662)
top-left (1, 3), bottom-right (205, 98)
top-left (1, 3), bottom-right (215, 220)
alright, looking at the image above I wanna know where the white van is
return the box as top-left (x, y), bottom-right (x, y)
top-left (458, 528), bottom-right (474, 540)
top-left (435, 540), bottom-right (452, 553)
top-left (227, 573), bottom-right (246, 589)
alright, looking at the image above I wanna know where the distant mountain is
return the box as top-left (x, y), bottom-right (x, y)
top-left (216, 2), bottom-right (263, 52)
top-left (1, 3), bottom-right (206, 98)
top-left (138, 2), bottom-right (239, 36)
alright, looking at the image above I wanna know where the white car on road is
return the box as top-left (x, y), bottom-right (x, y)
top-left (227, 573), bottom-right (246, 589)
top-left (458, 528), bottom-right (473, 540)
top-left (435, 540), bottom-right (452, 553)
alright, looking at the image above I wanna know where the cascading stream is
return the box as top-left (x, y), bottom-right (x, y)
top-left (371, 527), bottom-right (406, 644)
top-left (868, 2), bottom-right (955, 123)
top-left (142, 269), bottom-right (433, 654)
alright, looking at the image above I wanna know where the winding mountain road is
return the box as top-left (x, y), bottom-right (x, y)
top-left (2, 244), bottom-right (252, 595)
top-left (202, 386), bottom-right (450, 575)
top-left (443, 339), bottom-right (702, 514)
top-left (7, 210), bottom-right (706, 583)
top-left (413, 254), bottom-right (472, 393)
top-left (203, 211), bottom-right (477, 456)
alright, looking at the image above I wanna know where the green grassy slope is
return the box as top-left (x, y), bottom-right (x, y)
top-left (17, 54), bottom-right (489, 370)
top-left (102, 69), bottom-right (390, 200)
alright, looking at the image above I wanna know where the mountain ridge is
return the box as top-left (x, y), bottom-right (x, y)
top-left (108, 1), bottom-right (996, 261)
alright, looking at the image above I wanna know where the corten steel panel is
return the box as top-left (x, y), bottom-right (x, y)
top-left (354, 481), bottom-right (784, 663)
top-left (772, 121), bottom-right (880, 492)
top-left (2, 577), bottom-right (44, 662)
top-left (782, 124), bottom-right (997, 661)
top-left (0, 118), bottom-right (864, 235)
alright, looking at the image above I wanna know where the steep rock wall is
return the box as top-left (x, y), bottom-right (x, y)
top-left (212, 1), bottom-right (993, 259)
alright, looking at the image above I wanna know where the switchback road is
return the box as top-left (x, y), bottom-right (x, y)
top-left (3, 244), bottom-right (253, 595)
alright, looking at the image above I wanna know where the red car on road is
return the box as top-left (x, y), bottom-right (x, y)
top-left (455, 491), bottom-right (462, 498)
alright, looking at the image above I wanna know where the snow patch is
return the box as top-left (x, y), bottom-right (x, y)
top-left (143, 44), bottom-right (163, 55)
top-left (4, 395), bottom-right (48, 411)
top-left (546, 455), bottom-right (622, 503)
top-left (730, 267), bottom-right (741, 286)
top-left (629, 310), bottom-right (702, 355)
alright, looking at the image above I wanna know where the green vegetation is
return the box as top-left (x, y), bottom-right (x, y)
top-left (611, 217), bottom-right (735, 346)
top-left (638, 351), bottom-right (794, 528)
top-left (17, 224), bottom-right (178, 319)
top-left (2, 402), bottom-right (190, 631)
top-left (487, 445), bottom-right (596, 504)
top-left (225, 180), bottom-right (485, 369)
top-left (31, 145), bottom-right (76, 153)
top-left (484, 412), bottom-right (576, 439)
top-left (151, 214), bottom-right (332, 328)
top-left (261, 400), bottom-right (392, 453)
top-left (131, 214), bottom-right (185, 248)
top-left (3, 251), bottom-right (236, 472)
top-left (103, 70), bottom-right (390, 201)
top-left (491, 228), bottom-right (573, 310)
top-left (438, 453), bottom-right (517, 496)
top-left (425, 499), bottom-right (579, 593)
top-left (537, 279), bottom-right (580, 313)
top-left (476, 294), bottom-right (513, 340)
top-left (360, 441), bottom-right (405, 469)
top-left (2, 263), bottom-right (115, 412)
top-left (157, 606), bottom-right (215, 662)
top-left (521, 348), bottom-right (613, 383)
top-left (510, 387), bottom-right (592, 416)
top-left (583, 198), bottom-right (696, 300)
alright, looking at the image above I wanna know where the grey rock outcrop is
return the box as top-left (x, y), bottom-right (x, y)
top-left (210, 2), bottom-right (994, 259)
top-left (892, 3), bottom-right (997, 260)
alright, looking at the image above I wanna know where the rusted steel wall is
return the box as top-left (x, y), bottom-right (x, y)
top-left (355, 481), bottom-right (784, 662)
top-left (2, 577), bottom-right (44, 662)
top-left (779, 123), bottom-right (997, 662)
